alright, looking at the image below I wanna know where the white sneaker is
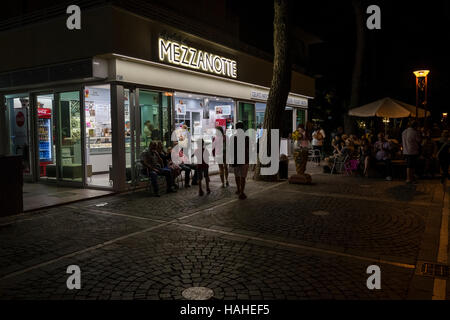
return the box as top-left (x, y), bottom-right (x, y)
top-left (386, 176), bottom-right (393, 181)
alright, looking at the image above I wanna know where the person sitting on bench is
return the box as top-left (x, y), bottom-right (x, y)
top-left (140, 143), bottom-right (176, 197)
top-left (168, 144), bottom-right (196, 188)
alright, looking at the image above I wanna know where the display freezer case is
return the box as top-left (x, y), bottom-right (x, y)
top-left (38, 108), bottom-right (53, 176)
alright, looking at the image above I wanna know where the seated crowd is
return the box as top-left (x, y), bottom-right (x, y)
top-left (323, 121), bottom-right (449, 183)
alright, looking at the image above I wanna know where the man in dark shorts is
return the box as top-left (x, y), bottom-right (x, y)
top-left (231, 121), bottom-right (250, 200)
top-left (406, 154), bottom-right (418, 170)
top-left (402, 120), bottom-right (422, 184)
top-left (196, 139), bottom-right (210, 196)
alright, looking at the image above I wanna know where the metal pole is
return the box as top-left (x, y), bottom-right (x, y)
top-left (424, 75), bottom-right (428, 125)
top-left (415, 77), bottom-right (419, 119)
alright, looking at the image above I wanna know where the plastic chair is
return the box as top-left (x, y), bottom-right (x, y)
top-left (308, 148), bottom-right (321, 166)
top-left (133, 162), bottom-right (151, 191)
top-left (331, 155), bottom-right (349, 174)
top-left (344, 159), bottom-right (360, 176)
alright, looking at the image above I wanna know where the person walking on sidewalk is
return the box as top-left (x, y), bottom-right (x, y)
top-left (197, 139), bottom-right (211, 196)
top-left (213, 126), bottom-right (229, 188)
top-left (402, 120), bottom-right (422, 184)
top-left (231, 121), bottom-right (250, 200)
top-left (437, 130), bottom-right (449, 184)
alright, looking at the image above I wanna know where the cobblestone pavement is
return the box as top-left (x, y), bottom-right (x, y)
top-left (0, 162), bottom-right (448, 300)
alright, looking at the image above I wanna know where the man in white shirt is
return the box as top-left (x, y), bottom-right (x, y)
top-left (402, 120), bottom-right (422, 184)
top-left (312, 124), bottom-right (326, 159)
top-left (143, 120), bottom-right (153, 146)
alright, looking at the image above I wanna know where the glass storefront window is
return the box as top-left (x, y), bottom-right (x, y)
top-left (123, 89), bottom-right (173, 186)
top-left (174, 92), bottom-right (234, 137)
top-left (59, 91), bottom-right (82, 182)
top-left (296, 109), bottom-right (306, 128)
top-left (173, 92), bottom-right (234, 166)
top-left (208, 98), bottom-right (234, 133)
top-left (124, 88), bottom-right (132, 181)
top-left (161, 93), bottom-right (172, 147)
top-left (5, 94), bottom-right (32, 175)
top-left (238, 102), bottom-right (255, 130)
top-left (139, 90), bottom-right (160, 148)
top-left (84, 85), bottom-right (112, 187)
top-left (255, 103), bottom-right (266, 129)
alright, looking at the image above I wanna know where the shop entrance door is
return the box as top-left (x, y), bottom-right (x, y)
top-left (124, 88), bottom-right (173, 187)
top-left (33, 90), bottom-right (84, 186)
top-left (4, 93), bottom-right (34, 180)
top-left (238, 102), bottom-right (256, 130)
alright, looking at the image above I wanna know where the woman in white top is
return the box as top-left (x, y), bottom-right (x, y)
top-left (312, 125), bottom-right (326, 158)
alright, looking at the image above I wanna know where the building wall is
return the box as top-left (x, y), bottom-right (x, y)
top-left (0, 6), bottom-right (114, 73)
top-left (0, 5), bottom-right (314, 97)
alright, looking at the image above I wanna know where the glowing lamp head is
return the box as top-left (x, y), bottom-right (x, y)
top-left (413, 70), bottom-right (430, 78)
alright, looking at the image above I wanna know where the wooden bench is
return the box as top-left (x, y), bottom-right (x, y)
top-left (371, 159), bottom-right (406, 179)
top-left (125, 164), bottom-right (182, 194)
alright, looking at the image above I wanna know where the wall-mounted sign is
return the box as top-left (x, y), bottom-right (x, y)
top-left (176, 104), bottom-right (186, 115)
top-left (38, 108), bottom-right (52, 116)
top-left (215, 119), bottom-right (226, 129)
top-left (215, 105), bottom-right (231, 116)
top-left (159, 38), bottom-right (237, 79)
top-left (16, 111), bottom-right (25, 127)
top-left (250, 90), bottom-right (308, 107)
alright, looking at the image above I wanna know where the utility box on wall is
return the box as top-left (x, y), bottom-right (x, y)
top-left (0, 155), bottom-right (23, 216)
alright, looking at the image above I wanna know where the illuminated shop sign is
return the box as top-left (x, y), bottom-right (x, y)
top-left (158, 38), bottom-right (237, 79)
top-left (250, 90), bottom-right (308, 107)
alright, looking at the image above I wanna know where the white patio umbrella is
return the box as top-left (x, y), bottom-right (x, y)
top-left (349, 97), bottom-right (429, 135)
top-left (348, 97), bottom-right (428, 118)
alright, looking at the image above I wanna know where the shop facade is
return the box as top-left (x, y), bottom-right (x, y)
top-left (0, 5), bottom-right (314, 192)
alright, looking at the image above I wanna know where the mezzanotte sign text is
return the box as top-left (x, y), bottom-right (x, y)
top-left (158, 38), bottom-right (237, 79)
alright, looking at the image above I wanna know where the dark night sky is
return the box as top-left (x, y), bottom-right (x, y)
top-left (231, 0), bottom-right (450, 116)
top-left (1, 0), bottom-right (449, 116)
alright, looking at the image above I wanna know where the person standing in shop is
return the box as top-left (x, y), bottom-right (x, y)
top-left (143, 120), bottom-right (154, 146)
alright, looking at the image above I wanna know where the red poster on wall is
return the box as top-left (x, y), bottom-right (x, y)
top-left (215, 119), bottom-right (226, 129)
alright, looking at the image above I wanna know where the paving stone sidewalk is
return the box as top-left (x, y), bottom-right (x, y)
top-left (0, 162), bottom-right (447, 300)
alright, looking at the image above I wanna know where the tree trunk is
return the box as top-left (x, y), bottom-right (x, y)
top-left (254, 0), bottom-right (292, 181)
top-left (346, 0), bottom-right (366, 134)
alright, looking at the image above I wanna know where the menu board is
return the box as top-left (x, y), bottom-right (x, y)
top-left (215, 105), bottom-right (232, 116)
top-left (176, 104), bottom-right (186, 115)
top-left (95, 104), bottom-right (111, 124)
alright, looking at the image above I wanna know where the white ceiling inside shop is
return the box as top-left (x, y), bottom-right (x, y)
top-left (174, 92), bottom-right (234, 102)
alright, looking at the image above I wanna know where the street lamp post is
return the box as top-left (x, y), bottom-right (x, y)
top-left (413, 70), bottom-right (430, 123)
